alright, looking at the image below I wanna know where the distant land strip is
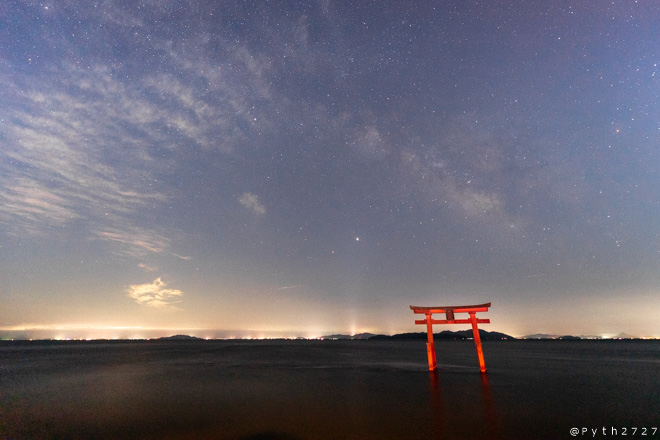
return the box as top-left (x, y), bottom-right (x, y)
top-left (2, 330), bottom-right (658, 342)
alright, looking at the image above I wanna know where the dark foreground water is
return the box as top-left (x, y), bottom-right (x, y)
top-left (0, 340), bottom-right (658, 440)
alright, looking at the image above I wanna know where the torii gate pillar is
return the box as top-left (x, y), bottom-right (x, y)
top-left (410, 303), bottom-right (491, 373)
top-left (469, 311), bottom-right (487, 372)
top-left (424, 313), bottom-right (437, 370)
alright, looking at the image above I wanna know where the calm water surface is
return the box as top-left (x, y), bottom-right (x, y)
top-left (1, 340), bottom-right (658, 439)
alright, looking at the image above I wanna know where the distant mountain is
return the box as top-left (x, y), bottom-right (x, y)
top-left (522, 333), bottom-right (562, 339)
top-left (523, 333), bottom-right (650, 340)
top-left (369, 329), bottom-right (514, 341)
top-left (320, 333), bottom-right (376, 340)
top-left (522, 334), bottom-right (586, 340)
top-left (156, 334), bottom-right (203, 341)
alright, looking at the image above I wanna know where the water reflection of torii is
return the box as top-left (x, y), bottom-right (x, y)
top-left (409, 303), bottom-right (491, 372)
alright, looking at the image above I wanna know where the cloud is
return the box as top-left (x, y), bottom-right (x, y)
top-left (97, 228), bottom-right (171, 258)
top-left (0, 66), bottom-right (167, 242)
top-left (0, 14), bottom-right (276, 250)
top-left (138, 263), bottom-right (157, 272)
top-left (0, 179), bottom-right (80, 234)
top-left (126, 277), bottom-right (183, 309)
top-left (239, 192), bottom-right (266, 215)
top-left (276, 285), bottom-right (303, 291)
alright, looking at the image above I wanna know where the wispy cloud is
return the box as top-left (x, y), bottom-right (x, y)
top-left (276, 285), bottom-right (303, 291)
top-left (126, 277), bottom-right (183, 309)
top-left (0, 178), bottom-right (80, 234)
top-left (0, 1), bottom-right (283, 253)
top-left (0, 66), bottom-right (167, 245)
top-left (239, 192), bottom-right (266, 215)
top-left (97, 228), bottom-right (171, 258)
top-left (138, 263), bottom-right (158, 272)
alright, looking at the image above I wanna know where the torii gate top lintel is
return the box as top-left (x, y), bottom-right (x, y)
top-left (409, 302), bottom-right (491, 372)
top-left (410, 302), bottom-right (491, 314)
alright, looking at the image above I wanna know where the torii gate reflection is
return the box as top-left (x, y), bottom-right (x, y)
top-left (410, 302), bottom-right (491, 372)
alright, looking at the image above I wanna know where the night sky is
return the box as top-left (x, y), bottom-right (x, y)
top-left (2, 1), bottom-right (659, 339)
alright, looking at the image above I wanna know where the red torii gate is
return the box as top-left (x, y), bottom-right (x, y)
top-left (410, 302), bottom-right (491, 372)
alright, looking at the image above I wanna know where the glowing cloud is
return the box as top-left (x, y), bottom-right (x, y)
top-left (238, 192), bottom-right (266, 215)
top-left (138, 263), bottom-right (157, 272)
top-left (126, 277), bottom-right (183, 309)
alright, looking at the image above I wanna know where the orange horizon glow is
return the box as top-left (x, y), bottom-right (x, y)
top-left (1, 323), bottom-right (659, 340)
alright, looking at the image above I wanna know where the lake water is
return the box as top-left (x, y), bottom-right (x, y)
top-left (1, 340), bottom-right (658, 439)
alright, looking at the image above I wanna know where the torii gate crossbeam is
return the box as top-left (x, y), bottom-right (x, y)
top-left (410, 302), bottom-right (491, 372)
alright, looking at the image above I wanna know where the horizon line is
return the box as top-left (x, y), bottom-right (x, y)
top-left (1, 329), bottom-right (658, 341)
top-left (1, 325), bottom-right (657, 340)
